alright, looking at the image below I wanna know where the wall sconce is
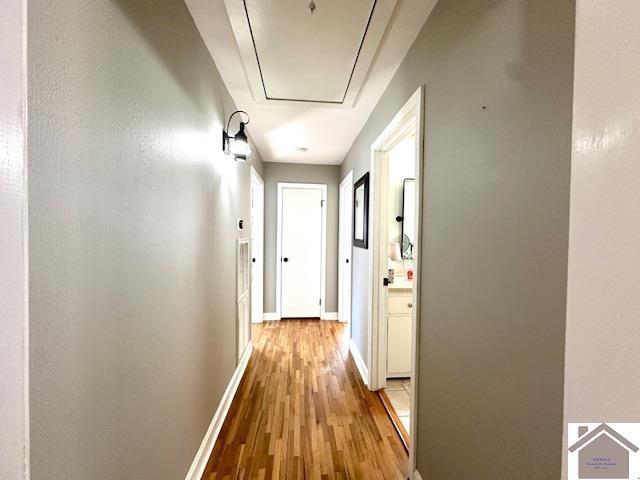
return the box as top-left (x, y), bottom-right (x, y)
top-left (223, 110), bottom-right (252, 162)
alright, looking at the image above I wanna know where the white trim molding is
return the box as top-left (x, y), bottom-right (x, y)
top-left (349, 340), bottom-right (369, 386)
top-left (184, 342), bottom-right (253, 480)
top-left (320, 312), bottom-right (338, 321)
top-left (263, 312), bottom-right (281, 321)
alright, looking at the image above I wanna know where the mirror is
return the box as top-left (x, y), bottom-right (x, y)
top-left (401, 178), bottom-right (415, 259)
top-left (353, 172), bottom-right (369, 248)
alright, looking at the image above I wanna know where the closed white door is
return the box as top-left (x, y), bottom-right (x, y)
top-left (237, 239), bottom-right (250, 360)
top-left (280, 186), bottom-right (323, 318)
top-left (250, 170), bottom-right (264, 324)
top-left (338, 174), bottom-right (353, 324)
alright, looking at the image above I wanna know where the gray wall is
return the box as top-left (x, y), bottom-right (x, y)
top-left (562, 1), bottom-right (640, 477)
top-left (0, 0), bottom-right (28, 478)
top-left (263, 162), bottom-right (340, 314)
top-left (27, 0), bottom-right (262, 478)
top-left (341, 0), bottom-right (575, 478)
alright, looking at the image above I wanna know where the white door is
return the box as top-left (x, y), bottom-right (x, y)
top-left (338, 173), bottom-right (353, 324)
top-left (280, 186), bottom-right (324, 318)
top-left (250, 169), bottom-right (264, 324)
top-left (237, 239), bottom-right (250, 360)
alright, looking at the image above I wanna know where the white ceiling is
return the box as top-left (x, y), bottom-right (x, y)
top-left (184, 0), bottom-right (437, 164)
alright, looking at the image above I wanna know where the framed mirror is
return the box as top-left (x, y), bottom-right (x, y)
top-left (353, 172), bottom-right (369, 249)
top-left (401, 178), bottom-right (415, 259)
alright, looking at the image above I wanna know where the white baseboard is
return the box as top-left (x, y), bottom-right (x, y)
top-left (349, 339), bottom-right (369, 387)
top-left (263, 312), bottom-right (280, 321)
top-left (413, 470), bottom-right (423, 480)
top-left (185, 342), bottom-right (253, 480)
top-left (320, 311), bottom-right (338, 320)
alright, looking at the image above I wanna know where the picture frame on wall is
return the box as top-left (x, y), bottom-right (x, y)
top-left (353, 172), bottom-right (369, 249)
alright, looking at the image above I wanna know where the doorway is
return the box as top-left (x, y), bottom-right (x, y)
top-left (377, 134), bottom-right (416, 450)
top-left (338, 171), bottom-right (353, 327)
top-left (250, 167), bottom-right (264, 324)
top-left (368, 87), bottom-right (423, 466)
top-left (276, 183), bottom-right (327, 319)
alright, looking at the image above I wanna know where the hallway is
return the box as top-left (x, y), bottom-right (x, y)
top-left (6, 1), bottom-right (640, 479)
top-left (203, 321), bottom-right (408, 479)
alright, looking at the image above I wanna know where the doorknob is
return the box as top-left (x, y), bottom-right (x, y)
top-left (283, 257), bottom-right (289, 263)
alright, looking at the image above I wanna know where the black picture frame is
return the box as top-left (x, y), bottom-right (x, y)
top-left (353, 172), bottom-right (369, 249)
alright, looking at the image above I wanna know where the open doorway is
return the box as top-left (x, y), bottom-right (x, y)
top-left (377, 135), bottom-right (415, 449)
top-left (368, 88), bottom-right (423, 462)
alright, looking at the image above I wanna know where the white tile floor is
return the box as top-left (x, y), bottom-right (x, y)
top-left (385, 378), bottom-right (411, 434)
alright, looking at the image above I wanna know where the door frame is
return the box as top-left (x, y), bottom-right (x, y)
top-left (276, 182), bottom-right (328, 319)
top-left (367, 86), bottom-right (424, 472)
top-left (250, 166), bottom-right (264, 324)
top-left (338, 171), bottom-right (354, 327)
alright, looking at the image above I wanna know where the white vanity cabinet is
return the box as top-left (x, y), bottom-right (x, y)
top-left (387, 283), bottom-right (413, 377)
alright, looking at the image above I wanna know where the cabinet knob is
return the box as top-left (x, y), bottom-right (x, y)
top-left (408, 303), bottom-right (413, 308)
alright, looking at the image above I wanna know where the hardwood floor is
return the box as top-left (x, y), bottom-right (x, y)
top-left (203, 320), bottom-right (409, 480)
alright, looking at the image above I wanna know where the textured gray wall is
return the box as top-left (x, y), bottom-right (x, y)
top-left (0, 0), bottom-right (27, 478)
top-left (341, 0), bottom-right (575, 477)
top-left (263, 162), bottom-right (340, 314)
top-left (27, 0), bottom-right (262, 478)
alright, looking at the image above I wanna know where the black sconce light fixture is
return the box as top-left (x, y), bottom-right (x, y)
top-left (223, 110), bottom-right (252, 162)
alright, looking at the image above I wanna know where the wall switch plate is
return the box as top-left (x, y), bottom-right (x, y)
top-left (237, 218), bottom-right (244, 230)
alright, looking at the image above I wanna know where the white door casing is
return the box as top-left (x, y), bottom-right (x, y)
top-left (277, 183), bottom-right (327, 319)
top-left (338, 172), bottom-right (353, 325)
top-left (250, 167), bottom-right (264, 324)
top-left (368, 87), bottom-right (424, 473)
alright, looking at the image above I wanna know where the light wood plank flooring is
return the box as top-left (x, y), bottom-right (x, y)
top-left (203, 320), bottom-right (409, 479)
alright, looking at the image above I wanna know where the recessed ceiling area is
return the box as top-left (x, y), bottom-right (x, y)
top-left (184, 0), bottom-right (438, 164)
top-left (245, 0), bottom-right (376, 104)
top-left (226, 0), bottom-right (396, 107)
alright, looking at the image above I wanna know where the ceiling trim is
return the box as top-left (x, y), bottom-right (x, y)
top-left (224, 0), bottom-right (398, 108)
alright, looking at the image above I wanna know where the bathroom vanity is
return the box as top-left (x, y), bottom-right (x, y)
top-left (387, 279), bottom-right (413, 377)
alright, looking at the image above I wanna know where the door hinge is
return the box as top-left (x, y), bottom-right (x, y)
top-left (321, 199), bottom-right (324, 207)
top-left (319, 299), bottom-right (322, 306)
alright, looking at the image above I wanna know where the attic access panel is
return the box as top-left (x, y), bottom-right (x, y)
top-left (225, 0), bottom-right (397, 106)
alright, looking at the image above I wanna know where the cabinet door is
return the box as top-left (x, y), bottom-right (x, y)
top-left (387, 314), bottom-right (412, 376)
